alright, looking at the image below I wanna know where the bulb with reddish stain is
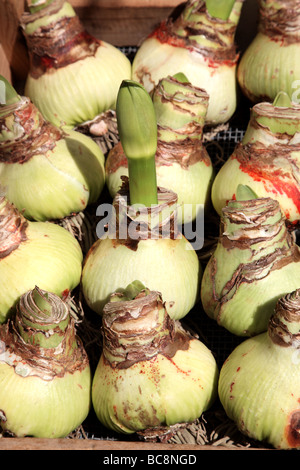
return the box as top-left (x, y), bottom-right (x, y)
top-left (91, 283), bottom-right (219, 435)
top-left (212, 97), bottom-right (300, 228)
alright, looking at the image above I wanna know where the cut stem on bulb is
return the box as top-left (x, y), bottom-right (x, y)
top-left (27, 0), bottom-right (55, 13)
top-left (205, 0), bottom-right (236, 20)
top-left (0, 76), bottom-right (20, 110)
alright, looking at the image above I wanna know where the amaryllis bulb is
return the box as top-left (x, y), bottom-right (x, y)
top-left (21, 0), bottom-right (131, 129)
top-left (0, 77), bottom-right (105, 222)
top-left (0, 286), bottom-right (91, 438)
top-left (82, 180), bottom-right (200, 321)
top-left (218, 289), bottom-right (300, 449)
top-left (132, 0), bottom-right (244, 125)
top-left (200, 195), bottom-right (300, 336)
top-left (237, 0), bottom-right (300, 103)
top-left (92, 282), bottom-right (218, 434)
top-left (106, 74), bottom-right (214, 223)
top-left (0, 197), bottom-right (82, 324)
top-left (211, 93), bottom-right (300, 228)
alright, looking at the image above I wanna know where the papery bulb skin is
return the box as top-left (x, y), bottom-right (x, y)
top-left (200, 196), bottom-right (300, 336)
top-left (211, 97), bottom-right (300, 228)
top-left (92, 284), bottom-right (218, 434)
top-left (82, 180), bottom-right (201, 321)
top-left (219, 289), bottom-right (300, 449)
top-left (21, 0), bottom-right (131, 129)
top-left (237, 0), bottom-right (300, 103)
top-left (132, 0), bottom-right (244, 125)
top-left (0, 287), bottom-right (91, 438)
top-left (0, 197), bottom-right (82, 324)
top-left (0, 89), bottom-right (105, 222)
top-left (106, 75), bottom-right (214, 223)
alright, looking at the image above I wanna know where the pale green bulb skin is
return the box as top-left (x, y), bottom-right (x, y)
top-left (0, 222), bottom-right (83, 324)
top-left (0, 362), bottom-right (91, 438)
top-left (132, 38), bottom-right (237, 125)
top-left (211, 155), bottom-right (300, 224)
top-left (156, 163), bottom-right (213, 221)
top-left (219, 334), bottom-right (300, 449)
top-left (237, 33), bottom-right (300, 103)
top-left (105, 164), bottom-right (126, 198)
top-left (106, 160), bottom-right (214, 224)
top-left (82, 237), bottom-right (200, 320)
top-left (201, 246), bottom-right (300, 336)
top-left (25, 42), bottom-right (131, 128)
top-left (92, 339), bottom-right (218, 434)
top-left (0, 130), bottom-right (105, 221)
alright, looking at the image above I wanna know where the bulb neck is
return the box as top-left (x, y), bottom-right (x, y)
top-left (28, 0), bottom-right (58, 13)
top-left (221, 197), bottom-right (294, 256)
top-left (171, 0), bottom-right (243, 53)
top-left (243, 101), bottom-right (300, 146)
top-left (0, 96), bottom-right (62, 164)
top-left (0, 97), bottom-right (40, 140)
top-left (102, 288), bottom-right (175, 367)
top-left (110, 178), bottom-right (179, 248)
top-left (0, 287), bottom-right (89, 380)
top-left (152, 75), bottom-right (209, 143)
top-left (214, 198), bottom-right (300, 309)
top-left (0, 198), bottom-right (28, 259)
top-left (259, 0), bottom-right (300, 42)
top-left (21, 0), bottom-right (99, 77)
top-left (15, 287), bottom-right (72, 350)
top-left (269, 289), bottom-right (300, 348)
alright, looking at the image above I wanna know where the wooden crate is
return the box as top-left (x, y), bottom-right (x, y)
top-left (0, 0), bottom-right (264, 452)
top-left (0, 0), bottom-right (258, 84)
top-left (0, 0), bottom-right (184, 84)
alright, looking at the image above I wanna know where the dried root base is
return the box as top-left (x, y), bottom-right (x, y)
top-left (134, 408), bottom-right (268, 449)
top-left (203, 123), bottom-right (229, 142)
top-left (75, 110), bottom-right (119, 155)
top-left (137, 422), bottom-right (190, 444)
top-left (204, 140), bottom-right (226, 171)
top-left (66, 425), bottom-right (89, 440)
top-left (167, 410), bottom-right (269, 449)
top-left (67, 286), bottom-right (103, 372)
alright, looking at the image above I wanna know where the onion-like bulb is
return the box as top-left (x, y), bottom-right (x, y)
top-left (218, 288), bottom-right (300, 449)
top-left (0, 76), bottom-right (105, 222)
top-left (106, 74), bottom-right (214, 223)
top-left (20, 0), bottom-right (131, 129)
top-left (237, 0), bottom-right (300, 103)
top-left (0, 286), bottom-right (91, 438)
top-left (211, 92), bottom-right (300, 229)
top-left (200, 192), bottom-right (300, 336)
top-left (132, 0), bottom-right (244, 125)
top-left (0, 196), bottom-right (82, 324)
top-left (82, 179), bottom-right (200, 321)
top-left (92, 282), bottom-right (218, 435)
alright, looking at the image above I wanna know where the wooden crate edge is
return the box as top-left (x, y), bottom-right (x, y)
top-left (0, 437), bottom-right (266, 451)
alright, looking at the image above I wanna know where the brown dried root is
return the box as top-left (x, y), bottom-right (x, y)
top-left (75, 110), bottom-right (119, 155)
